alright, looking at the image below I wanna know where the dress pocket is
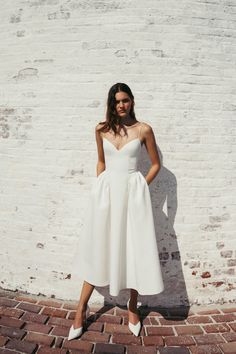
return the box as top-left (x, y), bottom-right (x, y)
top-left (138, 171), bottom-right (149, 187)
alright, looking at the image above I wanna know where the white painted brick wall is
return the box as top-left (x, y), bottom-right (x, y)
top-left (0, 0), bottom-right (235, 307)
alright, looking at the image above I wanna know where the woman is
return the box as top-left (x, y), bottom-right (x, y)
top-left (69, 83), bottom-right (164, 340)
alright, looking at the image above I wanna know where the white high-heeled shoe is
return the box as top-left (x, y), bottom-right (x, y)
top-left (68, 304), bottom-right (90, 340)
top-left (127, 298), bottom-right (141, 336)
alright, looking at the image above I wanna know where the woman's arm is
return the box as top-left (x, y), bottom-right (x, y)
top-left (142, 123), bottom-right (161, 185)
top-left (95, 124), bottom-right (106, 177)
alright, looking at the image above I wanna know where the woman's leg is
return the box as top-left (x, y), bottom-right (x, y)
top-left (73, 280), bottom-right (95, 328)
top-left (128, 288), bottom-right (140, 324)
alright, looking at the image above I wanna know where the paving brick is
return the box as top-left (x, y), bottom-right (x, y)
top-left (197, 309), bottom-right (221, 315)
top-left (54, 337), bottom-right (64, 348)
top-left (159, 318), bottom-right (186, 325)
top-left (104, 323), bottom-right (129, 334)
top-left (51, 326), bottom-right (68, 336)
top-left (0, 306), bottom-right (24, 318)
top-left (187, 316), bottom-right (213, 324)
top-left (143, 335), bottom-right (164, 346)
top-left (0, 335), bottom-right (8, 347)
top-left (97, 315), bottom-right (122, 324)
top-left (219, 342), bottom-right (236, 353)
top-left (194, 334), bottom-right (225, 345)
top-left (62, 338), bottom-right (94, 351)
top-left (37, 347), bottom-right (67, 354)
top-left (21, 311), bottom-right (49, 324)
top-left (0, 326), bottom-right (26, 339)
top-left (160, 348), bottom-right (190, 354)
top-left (48, 316), bottom-right (73, 327)
top-left (229, 322), bottom-right (236, 331)
top-left (0, 298), bottom-right (19, 308)
top-left (87, 322), bottom-right (104, 332)
top-left (0, 348), bottom-right (21, 354)
top-left (211, 314), bottom-right (236, 322)
top-left (25, 332), bottom-right (55, 346)
top-left (112, 333), bottom-right (141, 345)
top-left (79, 331), bottom-right (110, 342)
top-left (41, 307), bottom-right (68, 318)
top-left (24, 322), bottom-right (53, 334)
top-left (127, 345), bottom-right (156, 354)
top-left (5, 339), bottom-right (38, 353)
top-left (146, 326), bottom-right (175, 336)
top-left (175, 325), bottom-right (203, 335)
top-left (203, 323), bottom-right (230, 333)
top-left (0, 316), bottom-right (25, 329)
top-left (15, 296), bottom-right (38, 303)
top-left (165, 335), bottom-right (195, 346)
top-left (38, 299), bottom-right (62, 308)
top-left (62, 303), bottom-right (77, 310)
top-left (221, 308), bottom-right (236, 313)
top-left (189, 345), bottom-right (222, 354)
top-left (95, 342), bottom-right (125, 353)
top-left (17, 302), bottom-right (42, 313)
top-left (222, 332), bottom-right (236, 342)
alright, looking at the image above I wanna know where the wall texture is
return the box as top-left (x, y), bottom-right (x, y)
top-left (0, 0), bottom-right (235, 307)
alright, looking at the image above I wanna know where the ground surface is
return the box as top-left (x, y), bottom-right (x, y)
top-left (0, 289), bottom-right (236, 353)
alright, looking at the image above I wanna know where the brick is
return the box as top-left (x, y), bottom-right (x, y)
top-left (38, 299), bottom-right (62, 308)
top-left (222, 332), bottom-right (236, 342)
top-left (24, 322), bottom-right (53, 334)
top-left (37, 348), bottom-right (67, 354)
top-left (15, 296), bottom-right (38, 303)
top-left (41, 307), bottom-right (68, 318)
top-left (21, 311), bottom-right (49, 324)
top-left (54, 337), bottom-right (64, 348)
top-left (112, 333), bottom-right (141, 345)
top-left (197, 309), bottom-right (221, 315)
top-left (212, 314), bottom-right (236, 322)
top-left (146, 326), bottom-right (174, 336)
top-left (219, 342), bottom-right (236, 353)
top-left (0, 316), bottom-right (25, 328)
top-left (127, 345), bottom-right (156, 354)
top-left (95, 343), bottom-right (125, 353)
top-left (97, 315), bottom-right (122, 324)
top-left (104, 323), bottom-right (129, 334)
top-left (48, 317), bottom-right (73, 327)
top-left (80, 331), bottom-right (110, 342)
top-left (203, 323), bottom-right (230, 333)
top-left (222, 307), bottom-right (236, 313)
top-left (159, 318), bottom-right (186, 325)
top-left (165, 335), bottom-right (195, 346)
top-left (190, 345), bottom-right (222, 354)
top-left (160, 348), bottom-right (190, 354)
top-left (229, 322), bottom-right (236, 331)
top-left (175, 325), bottom-right (203, 335)
top-left (6, 339), bottom-right (37, 354)
top-left (62, 303), bottom-right (77, 310)
top-left (187, 316), bottom-right (213, 324)
top-left (0, 348), bottom-right (22, 354)
top-left (194, 334), bottom-right (225, 345)
top-left (143, 335), bottom-right (164, 346)
top-left (0, 326), bottom-right (26, 339)
top-left (51, 326), bottom-right (69, 336)
top-left (63, 338), bottom-right (94, 351)
top-left (0, 298), bottom-right (19, 307)
top-left (0, 335), bottom-right (8, 347)
top-left (87, 322), bottom-right (104, 332)
top-left (17, 302), bottom-right (42, 313)
top-left (0, 306), bottom-right (24, 318)
top-left (25, 332), bottom-right (55, 346)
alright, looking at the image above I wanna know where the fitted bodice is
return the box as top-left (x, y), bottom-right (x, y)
top-left (101, 122), bottom-right (143, 174)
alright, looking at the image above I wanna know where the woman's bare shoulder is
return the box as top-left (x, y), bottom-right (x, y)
top-left (95, 121), bottom-right (106, 131)
top-left (140, 121), bottom-right (153, 133)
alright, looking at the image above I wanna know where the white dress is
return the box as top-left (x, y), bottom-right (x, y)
top-left (72, 121), bottom-right (164, 296)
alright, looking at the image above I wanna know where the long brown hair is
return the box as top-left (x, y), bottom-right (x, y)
top-left (97, 83), bottom-right (138, 137)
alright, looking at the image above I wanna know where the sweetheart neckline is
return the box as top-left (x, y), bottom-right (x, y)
top-left (102, 137), bottom-right (142, 152)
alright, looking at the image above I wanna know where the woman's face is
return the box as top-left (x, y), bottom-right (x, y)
top-left (115, 91), bottom-right (133, 118)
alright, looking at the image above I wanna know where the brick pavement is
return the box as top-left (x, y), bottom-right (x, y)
top-left (0, 289), bottom-right (236, 354)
